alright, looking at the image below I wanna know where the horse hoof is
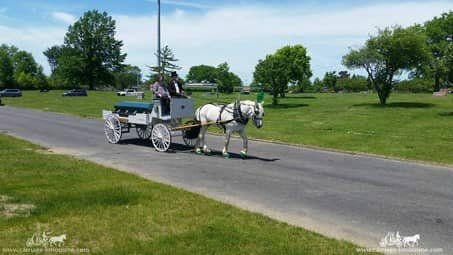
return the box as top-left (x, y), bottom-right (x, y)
top-left (223, 153), bottom-right (230, 159)
top-left (195, 149), bottom-right (203, 155)
top-left (240, 151), bottom-right (247, 159)
top-left (204, 149), bottom-right (212, 156)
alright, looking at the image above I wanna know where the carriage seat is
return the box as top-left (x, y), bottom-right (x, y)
top-left (114, 101), bottom-right (154, 114)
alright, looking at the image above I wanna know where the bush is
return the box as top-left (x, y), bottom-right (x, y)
top-left (395, 79), bottom-right (433, 93)
top-left (337, 76), bottom-right (369, 92)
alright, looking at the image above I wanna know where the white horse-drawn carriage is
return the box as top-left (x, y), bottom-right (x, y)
top-left (103, 98), bottom-right (200, 152)
top-left (103, 94), bottom-right (265, 158)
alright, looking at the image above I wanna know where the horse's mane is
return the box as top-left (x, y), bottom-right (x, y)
top-left (224, 100), bottom-right (256, 107)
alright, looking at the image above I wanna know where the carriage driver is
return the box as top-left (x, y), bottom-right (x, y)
top-left (168, 71), bottom-right (185, 98)
top-left (152, 74), bottom-right (171, 116)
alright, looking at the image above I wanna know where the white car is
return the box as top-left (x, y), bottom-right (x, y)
top-left (117, 89), bottom-right (139, 96)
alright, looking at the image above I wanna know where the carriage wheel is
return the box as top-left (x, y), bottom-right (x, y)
top-left (151, 123), bottom-right (171, 152)
top-left (136, 125), bottom-right (152, 140)
top-left (104, 115), bottom-right (122, 144)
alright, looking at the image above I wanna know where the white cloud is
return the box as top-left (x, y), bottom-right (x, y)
top-left (51, 12), bottom-right (76, 24)
top-left (161, 0), bottom-right (211, 10)
top-left (115, 1), bottom-right (453, 80)
top-left (1, 1), bottom-right (452, 80)
top-left (0, 24), bottom-right (65, 73)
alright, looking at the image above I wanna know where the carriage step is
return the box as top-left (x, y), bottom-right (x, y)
top-left (159, 115), bottom-right (172, 120)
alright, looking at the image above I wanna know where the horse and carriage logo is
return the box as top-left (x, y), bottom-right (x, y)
top-left (379, 232), bottom-right (420, 248)
top-left (26, 231), bottom-right (67, 247)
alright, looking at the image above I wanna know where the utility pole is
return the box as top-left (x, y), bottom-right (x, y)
top-left (157, 0), bottom-right (161, 73)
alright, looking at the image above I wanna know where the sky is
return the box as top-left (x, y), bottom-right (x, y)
top-left (0, 0), bottom-right (452, 83)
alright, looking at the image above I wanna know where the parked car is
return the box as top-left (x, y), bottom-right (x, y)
top-left (62, 89), bottom-right (88, 96)
top-left (0, 89), bottom-right (22, 97)
top-left (117, 88), bottom-right (140, 96)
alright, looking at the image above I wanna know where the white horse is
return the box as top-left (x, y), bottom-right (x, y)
top-left (49, 234), bottom-right (66, 247)
top-left (403, 234), bottom-right (420, 247)
top-left (194, 100), bottom-right (264, 158)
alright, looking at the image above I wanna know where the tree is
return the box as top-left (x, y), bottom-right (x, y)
top-left (343, 26), bottom-right (429, 105)
top-left (254, 45), bottom-right (312, 104)
top-left (43, 46), bottom-right (63, 75)
top-left (254, 54), bottom-right (287, 105)
top-left (185, 63), bottom-right (242, 93)
top-left (312, 77), bottom-right (323, 92)
top-left (292, 78), bottom-right (312, 93)
top-left (12, 50), bottom-right (47, 90)
top-left (447, 44), bottom-right (453, 84)
top-left (186, 65), bottom-right (218, 83)
top-left (0, 45), bottom-right (47, 89)
top-left (114, 65), bottom-right (141, 90)
top-left (215, 62), bottom-right (241, 93)
top-left (338, 71), bottom-right (350, 79)
top-left (149, 45), bottom-right (181, 76)
top-left (13, 51), bottom-right (38, 76)
top-left (63, 10), bottom-right (126, 89)
top-left (0, 48), bottom-right (14, 87)
top-left (0, 44), bottom-right (18, 58)
top-left (322, 71), bottom-right (337, 92)
top-left (33, 66), bottom-right (49, 90)
top-left (54, 47), bottom-right (85, 87)
top-left (423, 11), bottom-right (453, 91)
top-left (336, 75), bottom-right (369, 92)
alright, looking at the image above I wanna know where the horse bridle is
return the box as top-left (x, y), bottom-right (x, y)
top-left (252, 102), bottom-right (263, 122)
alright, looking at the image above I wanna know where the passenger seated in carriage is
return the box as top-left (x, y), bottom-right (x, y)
top-left (152, 74), bottom-right (171, 116)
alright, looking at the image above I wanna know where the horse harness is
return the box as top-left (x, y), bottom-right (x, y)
top-left (215, 101), bottom-right (249, 132)
top-left (196, 101), bottom-right (257, 132)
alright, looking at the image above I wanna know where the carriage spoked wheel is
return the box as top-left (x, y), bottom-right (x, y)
top-left (151, 123), bottom-right (171, 152)
top-left (182, 120), bottom-right (200, 148)
top-left (136, 125), bottom-right (152, 140)
top-left (104, 114), bottom-right (122, 144)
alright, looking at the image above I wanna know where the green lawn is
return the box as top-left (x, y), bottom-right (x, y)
top-left (0, 134), bottom-right (375, 254)
top-left (2, 90), bottom-right (453, 164)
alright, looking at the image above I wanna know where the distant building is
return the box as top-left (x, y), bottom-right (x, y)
top-left (184, 82), bottom-right (218, 89)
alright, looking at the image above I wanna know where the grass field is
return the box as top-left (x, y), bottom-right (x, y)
top-left (2, 90), bottom-right (453, 164)
top-left (0, 134), bottom-right (375, 254)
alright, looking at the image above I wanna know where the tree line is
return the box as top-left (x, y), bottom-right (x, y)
top-left (0, 9), bottom-right (451, 106)
top-left (252, 11), bottom-right (452, 105)
top-left (343, 12), bottom-right (452, 105)
top-left (0, 10), bottom-right (142, 91)
top-left (0, 45), bottom-right (48, 89)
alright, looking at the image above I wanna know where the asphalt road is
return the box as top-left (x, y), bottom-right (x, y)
top-left (1, 106), bottom-right (452, 253)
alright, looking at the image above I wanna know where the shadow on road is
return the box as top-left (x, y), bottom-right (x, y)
top-left (118, 138), bottom-right (279, 162)
top-left (118, 138), bottom-right (152, 146)
top-left (203, 150), bottom-right (280, 162)
top-left (118, 139), bottom-right (193, 152)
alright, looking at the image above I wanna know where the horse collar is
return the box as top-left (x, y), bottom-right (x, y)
top-left (233, 101), bottom-right (249, 125)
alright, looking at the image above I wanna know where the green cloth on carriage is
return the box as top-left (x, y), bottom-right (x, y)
top-left (114, 101), bottom-right (154, 113)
